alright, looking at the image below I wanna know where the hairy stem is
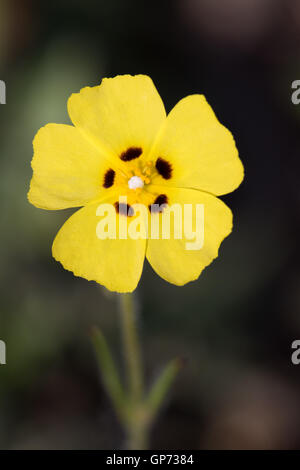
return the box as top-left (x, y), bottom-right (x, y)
top-left (119, 293), bottom-right (148, 449)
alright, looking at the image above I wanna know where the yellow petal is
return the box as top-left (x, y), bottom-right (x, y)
top-left (68, 74), bottom-right (166, 161)
top-left (52, 197), bottom-right (146, 293)
top-left (28, 124), bottom-right (115, 210)
top-left (146, 186), bottom-right (233, 286)
top-left (149, 95), bottom-right (244, 196)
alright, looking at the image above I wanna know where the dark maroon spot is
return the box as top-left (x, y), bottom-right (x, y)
top-left (120, 147), bottom-right (143, 162)
top-left (103, 169), bottom-right (115, 188)
top-left (149, 194), bottom-right (168, 213)
top-left (114, 202), bottom-right (134, 217)
top-left (155, 157), bottom-right (172, 179)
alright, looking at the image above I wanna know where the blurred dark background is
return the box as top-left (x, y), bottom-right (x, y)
top-left (0, 0), bottom-right (300, 449)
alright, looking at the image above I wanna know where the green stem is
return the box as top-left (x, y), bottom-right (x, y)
top-left (94, 292), bottom-right (181, 449)
top-left (119, 293), bottom-right (143, 402)
top-left (119, 293), bottom-right (148, 449)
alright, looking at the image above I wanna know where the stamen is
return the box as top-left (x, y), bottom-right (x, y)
top-left (155, 157), bottom-right (172, 179)
top-left (103, 169), bottom-right (115, 188)
top-left (120, 147), bottom-right (143, 162)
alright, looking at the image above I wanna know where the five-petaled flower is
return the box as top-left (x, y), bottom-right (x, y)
top-left (28, 74), bottom-right (244, 292)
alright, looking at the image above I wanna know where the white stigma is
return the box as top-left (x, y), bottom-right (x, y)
top-left (128, 176), bottom-right (144, 190)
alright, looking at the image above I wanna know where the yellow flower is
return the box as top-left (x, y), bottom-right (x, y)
top-left (28, 74), bottom-right (244, 293)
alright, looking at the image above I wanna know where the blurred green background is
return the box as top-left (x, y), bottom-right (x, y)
top-left (0, 0), bottom-right (300, 449)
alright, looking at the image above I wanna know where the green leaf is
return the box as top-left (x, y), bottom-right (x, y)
top-left (91, 326), bottom-right (128, 423)
top-left (145, 358), bottom-right (183, 422)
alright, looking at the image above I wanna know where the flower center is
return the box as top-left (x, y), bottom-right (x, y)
top-left (128, 175), bottom-right (144, 190)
